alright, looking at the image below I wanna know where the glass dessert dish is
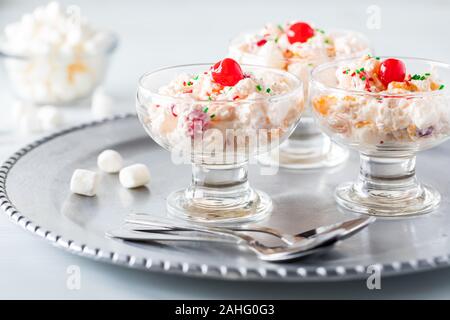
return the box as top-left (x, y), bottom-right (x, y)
top-left (136, 59), bottom-right (304, 224)
top-left (0, 2), bottom-right (118, 105)
top-left (229, 22), bottom-right (371, 169)
top-left (310, 55), bottom-right (450, 217)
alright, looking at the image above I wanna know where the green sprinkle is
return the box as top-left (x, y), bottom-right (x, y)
top-left (256, 84), bottom-right (262, 91)
top-left (277, 24), bottom-right (284, 31)
top-left (375, 56), bottom-right (380, 60)
top-left (274, 37), bottom-right (279, 43)
top-left (210, 114), bottom-right (216, 119)
top-left (411, 73), bottom-right (431, 81)
top-left (207, 96), bottom-right (212, 101)
top-left (316, 28), bottom-right (325, 34)
top-left (356, 69), bottom-right (360, 74)
top-left (360, 67), bottom-right (365, 72)
top-left (203, 107), bottom-right (209, 113)
top-left (361, 76), bottom-right (366, 81)
top-left (266, 88), bottom-right (271, 93)
top-left (439, 84), bottom-right (445, 90)
top-left (187, 81), bottom-right (193, 86)
top-left (193, 75), bottom-right (199, 80)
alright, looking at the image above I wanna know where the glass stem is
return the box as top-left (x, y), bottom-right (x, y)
top-left (186, 162), bottom-right (252, 202)
top-left (356, 154), bottom-right (419, 194)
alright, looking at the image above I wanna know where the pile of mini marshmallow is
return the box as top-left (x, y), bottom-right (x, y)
top-left (2, 2), bottom-right (112, 57)
top-left (70, 149), bottom-right (151, 197)
top-left (2, 1), bottom-right (115, 104)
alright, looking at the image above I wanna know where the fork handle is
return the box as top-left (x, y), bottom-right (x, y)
top-left (126, 215), bottom-right (251, 242)
top-left (107, 228), bottom-right (239, 243)
top-left (127, 213), bottom-right (284, 238)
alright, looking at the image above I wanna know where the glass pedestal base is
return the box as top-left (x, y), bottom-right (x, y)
top-left (335, 154), bottom-right (441, 217)
top-left (166, 163), bottom-right (272, 225)
top-left (258, 117), bottom-right (349, 169)
top-left (335, 182), bottom-right (440, 217)
top-left (167, 188), bottom-right (272, 225)
top-left (258, 138), bottom-right (349, 169)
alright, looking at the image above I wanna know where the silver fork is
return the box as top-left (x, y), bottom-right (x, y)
top-left (106, 225), bottom-right (344, 262)
top-left (125, 213), bottom-right (375, 245)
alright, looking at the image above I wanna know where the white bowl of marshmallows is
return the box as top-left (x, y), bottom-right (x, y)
top-left (0, 2), bottom-right (118, 105)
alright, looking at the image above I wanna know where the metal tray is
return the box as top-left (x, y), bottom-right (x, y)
top-left (1, 114), bottom-right (450, 281)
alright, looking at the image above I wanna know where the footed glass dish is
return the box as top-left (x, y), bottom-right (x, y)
top-left (136, 62), bottom-right (304, 224)
top-left (310, 56), bottom-right (450, 216)
top-left (229, 25), bottom-right (371, 169)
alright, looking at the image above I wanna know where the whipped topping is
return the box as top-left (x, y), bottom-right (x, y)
top-left (1, 2), bottom-right (116, 104)
top-left (229, 22), bottom-right (369, 123)
top-left (229, 22), bottom-right (369, 69)
top-left (335, 56), bottom-right (443, 93)
top-left (158, 70), bottom-right (292, 102)
top-left (139, 64), bottom-right (304, 160)
top-left (312, 56), bottom-right (450, 147)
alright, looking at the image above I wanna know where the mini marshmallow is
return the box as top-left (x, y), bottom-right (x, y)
top-left (17, 111), bottom-right (41, 135)
top-left (12, 100), bottom-right (36, 124)
top-left (70, 169), bottom-right (100, 197)
top-left (84, 32), bottom-right (114, 54)
top-left (257, 41), bottom-right (285, 69)
top-left (91, 89), bottom-right (114, 119)
top-left (119, 164), bottom-right (150, 189)
top-left (37, 105), bottom-right (63, 131)
top-left (45, 2), bottom-right (62, 19)
top-left (97, 149), bottom-right (123, 173)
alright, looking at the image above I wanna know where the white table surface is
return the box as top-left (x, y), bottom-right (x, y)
top-left (1, 0), bottom-right (450, 299)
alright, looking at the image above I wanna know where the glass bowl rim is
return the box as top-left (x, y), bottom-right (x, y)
top-left (0, 30), bottom-right (119, 60)
top-left (229, 28), bottom-right (372, 65)
top-left (137, 63), bottom-right (304, 104)
top-left (310, 55), bottom-right (450, 98)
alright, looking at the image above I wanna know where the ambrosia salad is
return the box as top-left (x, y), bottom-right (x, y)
top-left (229, 21), bottom-right (369, 78)
top-left (312, 55), bottom-right (449, 146)
top-left (138, 58), bottom-right (304, 158)
top-left (229, 21), bottom-right (370, 169)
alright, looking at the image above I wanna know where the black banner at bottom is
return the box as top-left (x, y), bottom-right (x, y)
top-left (1, 300), bottom-right (448, 318)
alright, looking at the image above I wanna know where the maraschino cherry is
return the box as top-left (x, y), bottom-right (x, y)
top-left (379, 58), bottom-right (406, 86)
top-left (211, 58), bottom-right (244, 86)
top-left (256, 39), bottom-right (267, 47)
top-left (287, 22), bottom-right (315, 44)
